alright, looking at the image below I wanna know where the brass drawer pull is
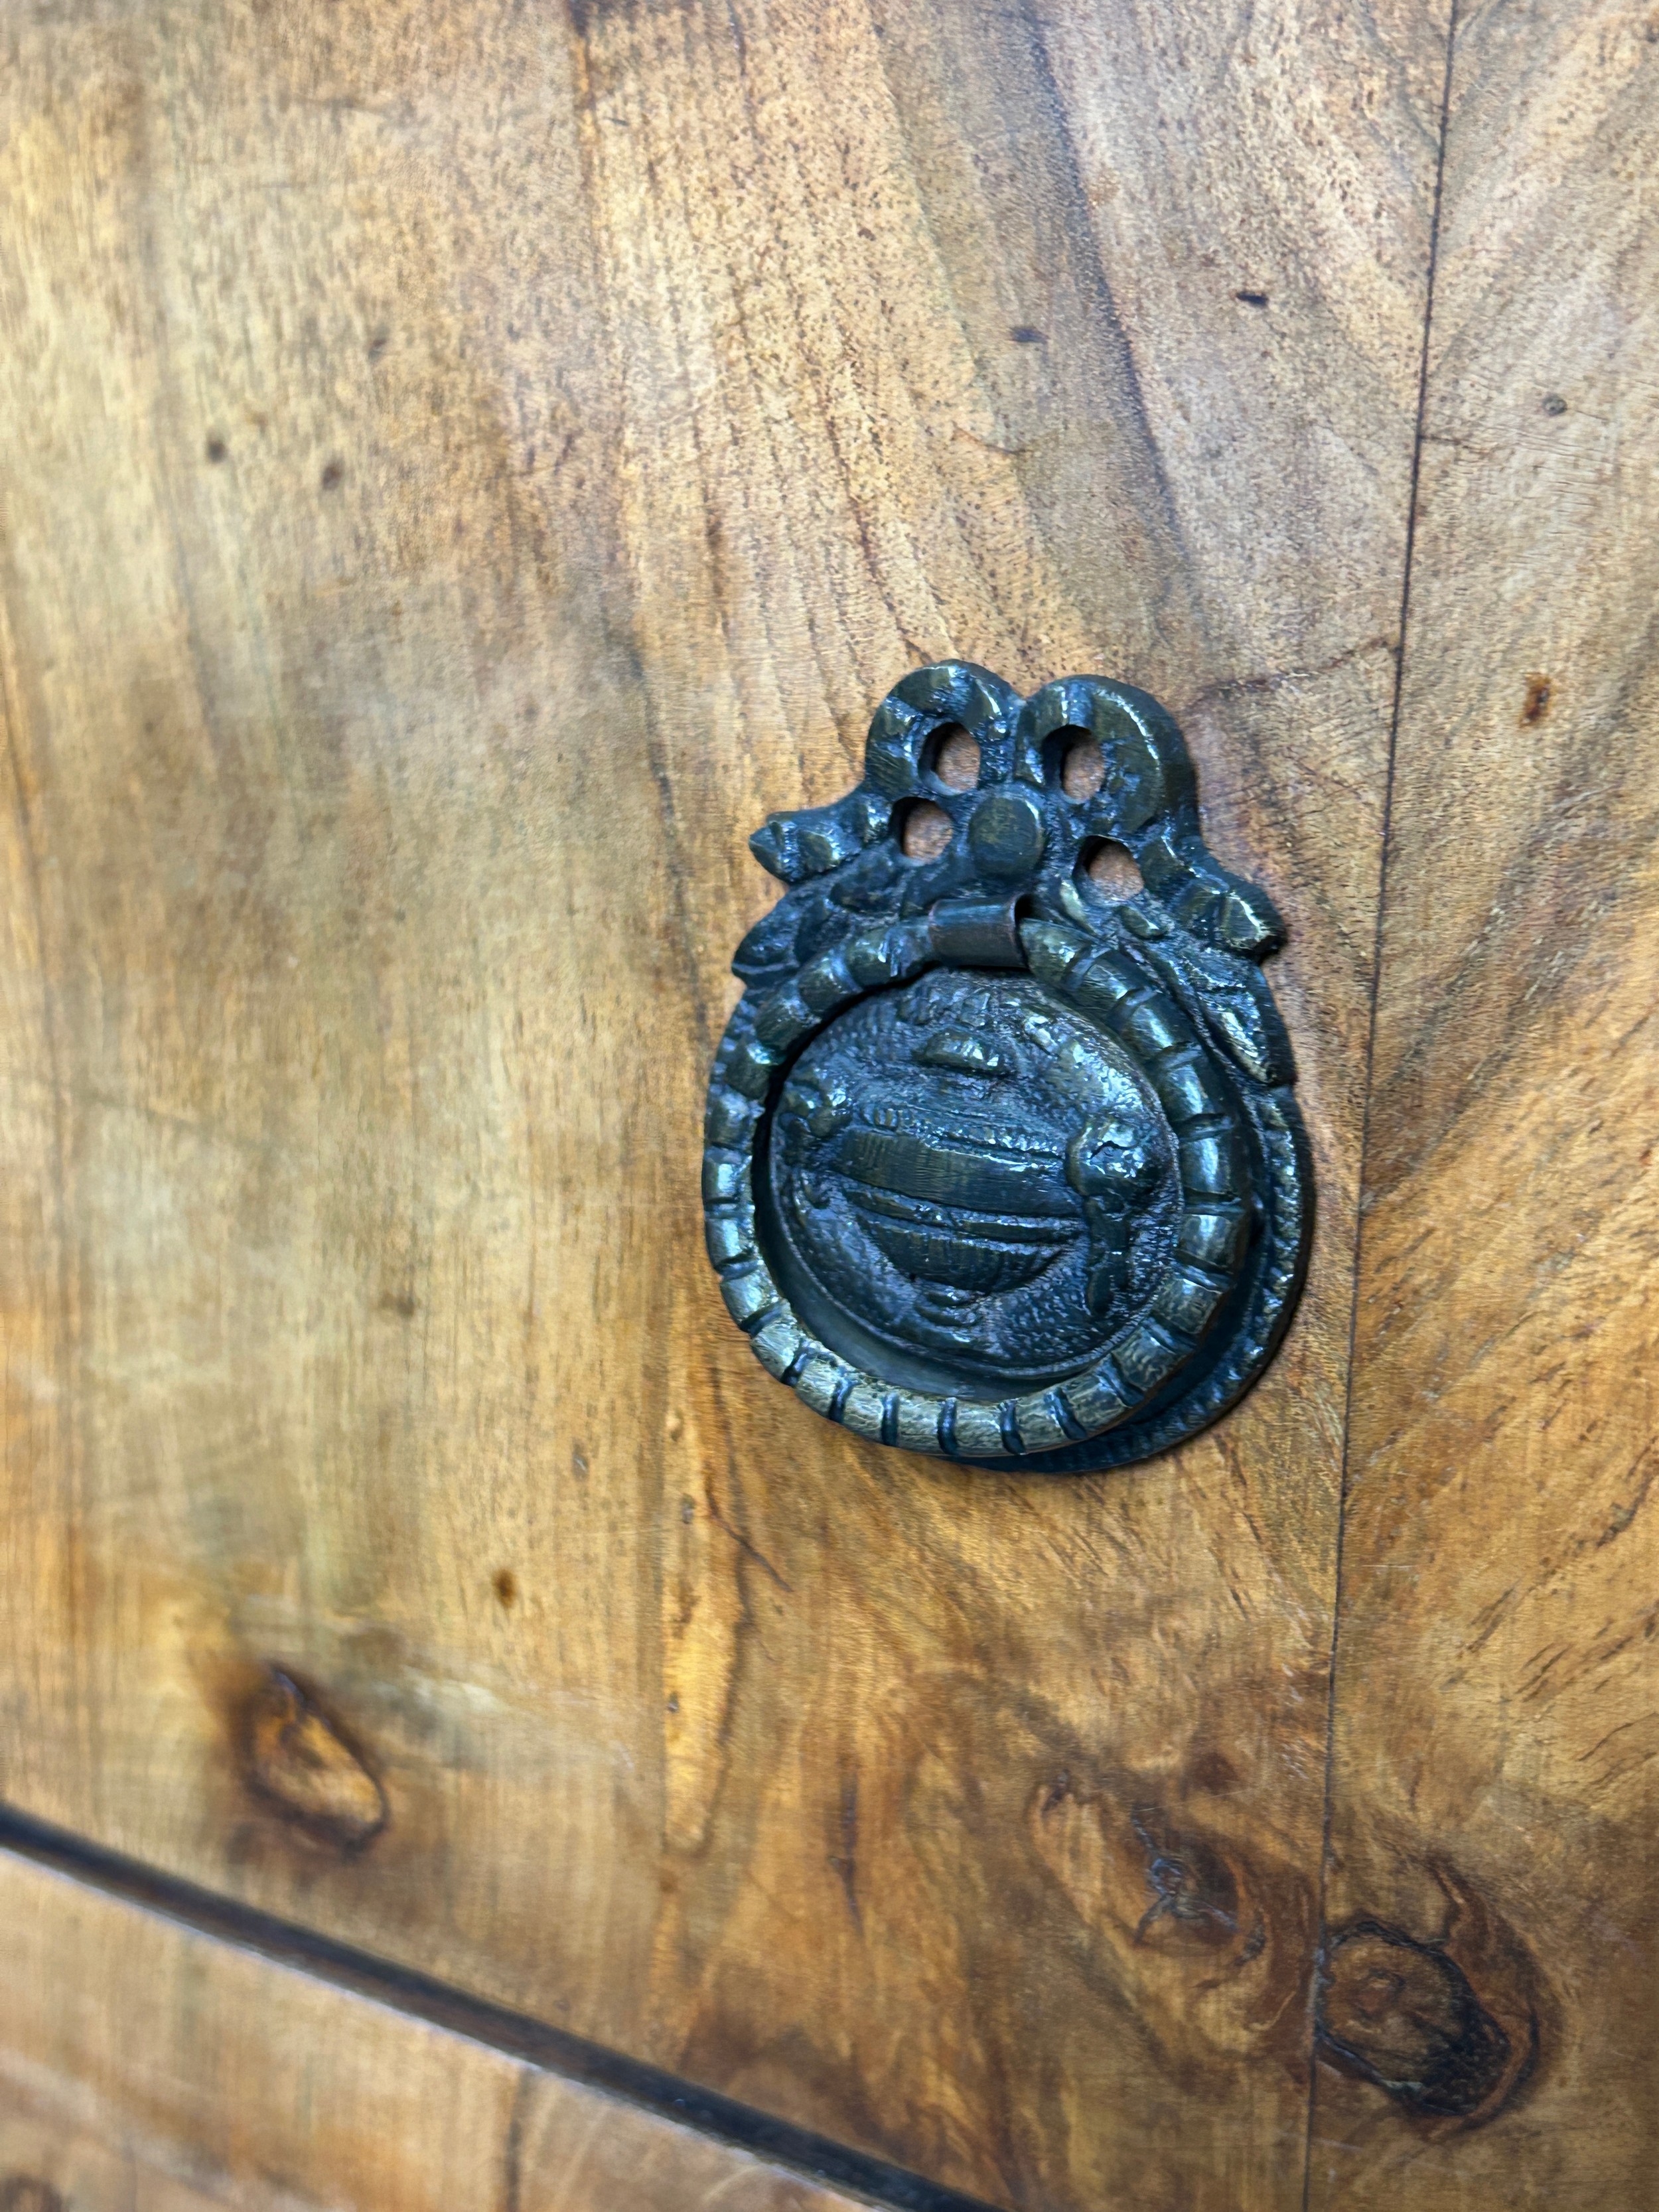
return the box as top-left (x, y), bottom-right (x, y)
top-left (703, 663), bottom-right (1311, 1472)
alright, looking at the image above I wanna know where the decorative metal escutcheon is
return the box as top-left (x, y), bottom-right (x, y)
top-left (703, 663), bottom-right (1311, 1473)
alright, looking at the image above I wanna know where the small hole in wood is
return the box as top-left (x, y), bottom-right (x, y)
top-left (899, 800), bottom-right (955, 862)
top-left (1059, 731), bottom-right (1106, 800)
top-left (928, 723), bottom-right (981, 790)
top-left (1080, 838), bottom-right (1141, 902)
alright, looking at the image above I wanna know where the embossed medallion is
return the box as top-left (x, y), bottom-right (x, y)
top-left (703, 663), bottom-right (1311, 1471)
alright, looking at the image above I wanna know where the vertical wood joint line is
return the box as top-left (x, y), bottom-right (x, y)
top-left (1299, 5), bottom-right (1463, 2203)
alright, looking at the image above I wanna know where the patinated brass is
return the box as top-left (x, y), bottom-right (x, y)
top-left (703, 663), bottom-right (1311, 1471)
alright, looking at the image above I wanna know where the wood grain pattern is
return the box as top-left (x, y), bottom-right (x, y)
top-left (0, 1847), bottom-right (859, 2212)
top-left (1310, 1), bottom-right (1659, 2201)
top-left (0, 2), bottom-right (1446, 2206)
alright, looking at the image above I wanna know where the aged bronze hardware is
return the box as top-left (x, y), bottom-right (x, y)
top-left (703, 663), bottom-right (1311, 1471)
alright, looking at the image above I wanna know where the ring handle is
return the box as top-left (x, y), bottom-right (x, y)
top-left (709, 663), bottom-right (1311, 1474)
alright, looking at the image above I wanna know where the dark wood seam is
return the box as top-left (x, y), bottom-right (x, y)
top-left (0, 1804), bottom-right (1003, 2212)
top-left (1299, 6), bottom-right (1464, 2205)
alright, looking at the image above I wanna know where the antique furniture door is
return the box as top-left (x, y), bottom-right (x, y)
top-left (0, 1), bottom-right (1652, 2207)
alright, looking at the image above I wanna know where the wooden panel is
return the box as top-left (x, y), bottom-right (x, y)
top-left (0, 2), bottom-right (1445, 2206)
top-left (1309, 1), bottom-right (1659, 2203)
top-left (0, 1848), bottom-right (857, 2212)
